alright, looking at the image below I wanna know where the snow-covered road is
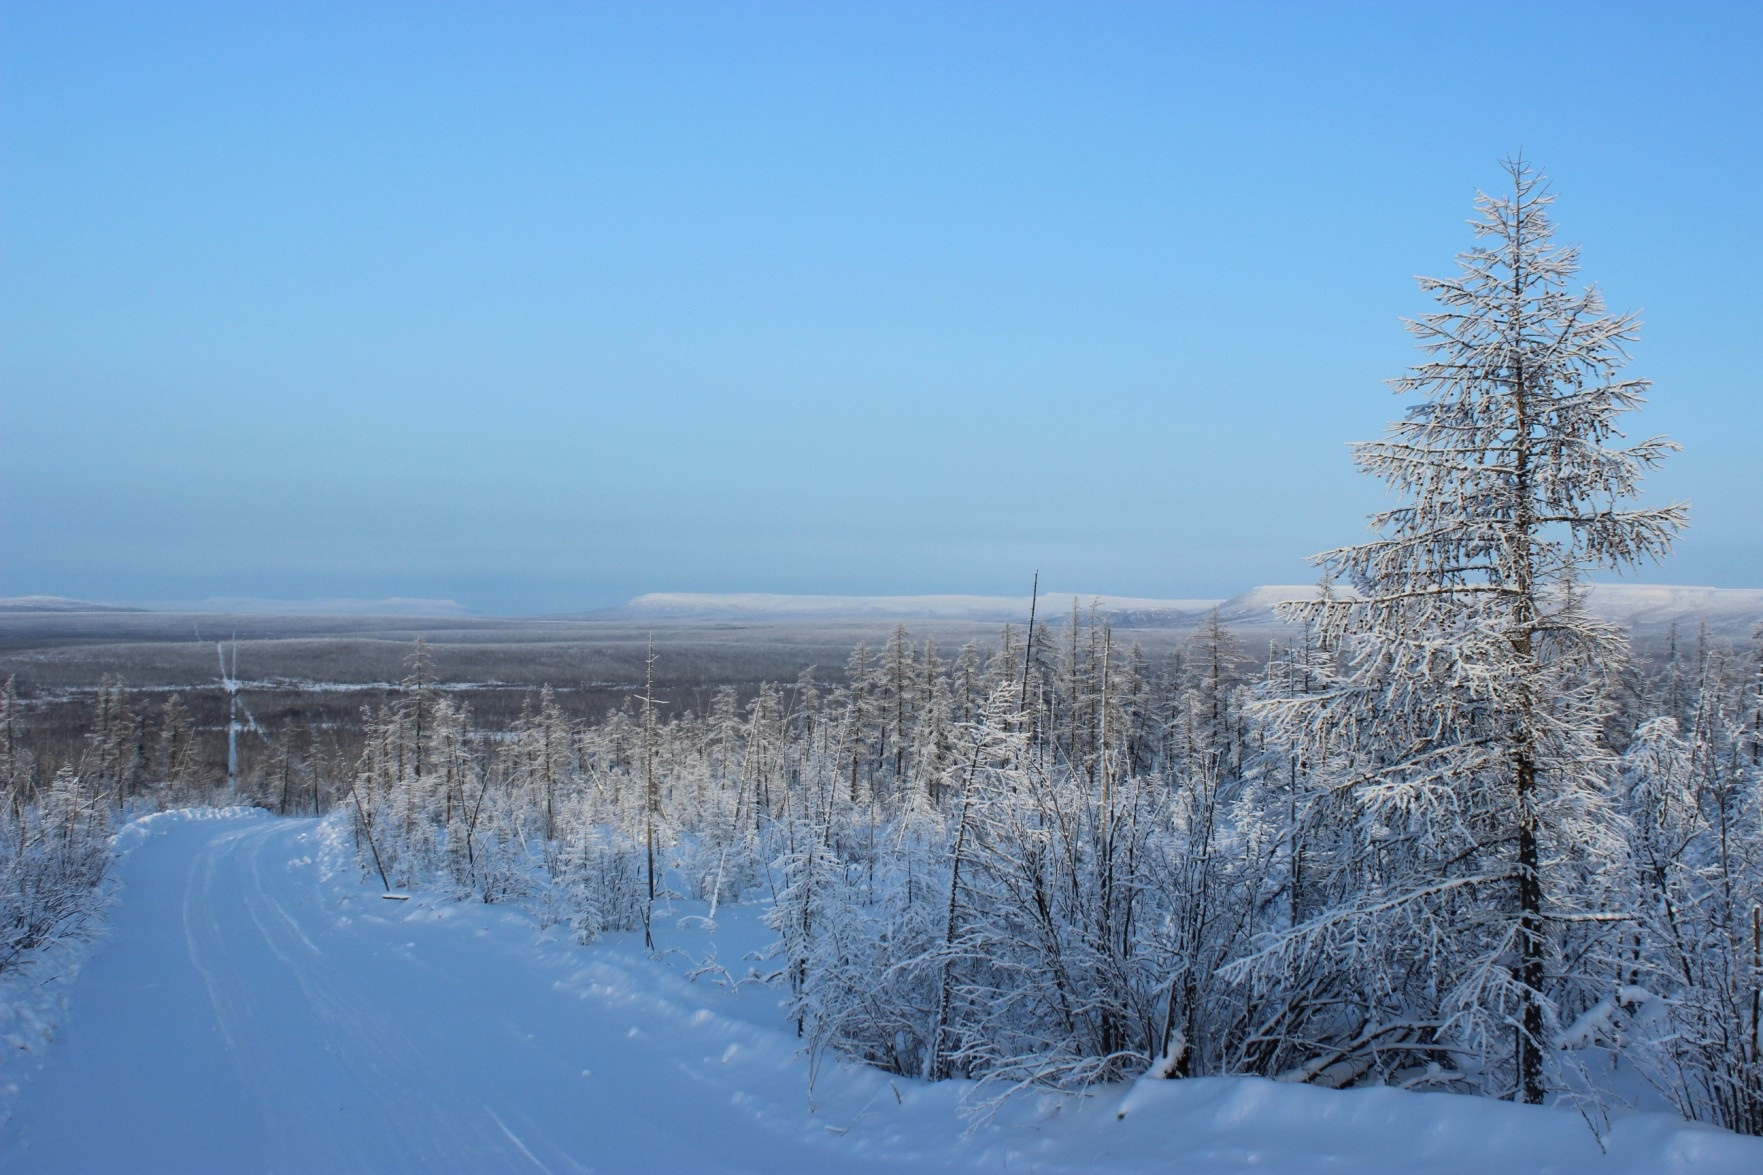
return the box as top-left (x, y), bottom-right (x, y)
top-left (0, 811), bottom-right (925, 1173)
top-left (4, 809), bottom-right (1761, 1174)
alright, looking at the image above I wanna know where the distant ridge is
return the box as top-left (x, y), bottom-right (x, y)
top-left (586, 585), bottom-right (1763, 638)
top-left (0, 595), bottom-right (146, 613)
top-left (591, 592), bottom-right (1226, 624)
top-left (1215, 585), bottom-right (1358, 624)
top-left (1215, 583), bottom-right (1763, 637)
top-left (0, 596), bottom-right (472, 617)
top-left (172, 597), bottom-right (475, 617)
top-left (6, 587), bottom-right (1757, 635)
top-left (1579, 583), bottom-right (1763, 634)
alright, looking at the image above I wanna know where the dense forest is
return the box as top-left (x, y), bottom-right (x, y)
top-left (4, 160), bottom-right (1760, 1136)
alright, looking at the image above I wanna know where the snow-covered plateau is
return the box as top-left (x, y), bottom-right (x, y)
top-left (1, 809), bottom-right (1757, 1173)
top-left (596, 583), bottom-right (1763, 636)
top-left (7, 583), bottom-right (1760, 638)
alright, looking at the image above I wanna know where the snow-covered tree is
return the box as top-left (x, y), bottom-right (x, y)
top-left (85, 675), bottom-right (141, 805)
top-left (1622, 660), bottom-right (1763, 1134)
top-left (1, 677), bottom-right (30, 823)
top-left (156, 693), bottom-right (198, 793)
top-left (1180, 608), bottom-right (1251, 781)
top-left (1258, 158), bottom-right (1686, 1102)
top-left (1, 765), bottom-right (109, 974)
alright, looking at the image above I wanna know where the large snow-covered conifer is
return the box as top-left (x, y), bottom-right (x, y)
top-left (1260, 158), bottom-right (1687, 1102)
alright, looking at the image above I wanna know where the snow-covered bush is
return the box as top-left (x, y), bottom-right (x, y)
top-left (0, 767), bottom-right (110, 974)
top-left (1620, 664), bottom-right (1763, 1134)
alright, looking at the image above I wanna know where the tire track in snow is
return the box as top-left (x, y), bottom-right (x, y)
top-left (223, 819), bottom-right (566, 1172)
top-left (4, 813), bottom-right (937, 1173)
top-left (250, 821), bottom-right (593, 1173)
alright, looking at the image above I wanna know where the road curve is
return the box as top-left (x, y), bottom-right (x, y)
top-left (0, 812), bottom-right (831, 1174)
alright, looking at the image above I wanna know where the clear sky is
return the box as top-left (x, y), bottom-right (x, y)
top-left (3, 1), bottom-right (1758, 615)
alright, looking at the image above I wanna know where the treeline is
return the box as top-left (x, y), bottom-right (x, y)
top-left (0, 670), bottom-right (337, 977)
top-left (331, 609), bottom-right (1761, 1133)
top-left (0, 675), bottom-right (346, 815)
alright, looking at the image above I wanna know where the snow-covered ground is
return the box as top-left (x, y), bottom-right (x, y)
top-left (2, 810), bottom-right (1759, 1173)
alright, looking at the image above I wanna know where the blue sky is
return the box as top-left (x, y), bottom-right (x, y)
top-left (3, 1), bottom-right (1758, 614)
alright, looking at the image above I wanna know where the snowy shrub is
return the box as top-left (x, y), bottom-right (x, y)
top-left (0, 768), bottom-right (110, 974)
top-left (557, 824), bottom-right (649, 944)
top-left (1621, 698), bottom-right (1763, 1134)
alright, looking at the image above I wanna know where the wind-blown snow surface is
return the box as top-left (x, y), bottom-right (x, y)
top-left (3, 811), bottom-right (1758, 1173)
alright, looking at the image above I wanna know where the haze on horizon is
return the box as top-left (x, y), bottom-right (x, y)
top-left (3, 1), bottom-right (1758, 616)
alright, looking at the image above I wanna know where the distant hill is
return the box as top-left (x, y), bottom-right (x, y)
top-left (1582, 584), bottom-right (1763, 641)
top-left (0, 596), bottom-right (146, 613)
top-left (1213, 583), bottom-right (1763, 640)
top-left (587, 585), bottom-right (1763, 641)
top-left (173, 597), bottom-right (475, 617)
top-left (590, 592), bottom-right (1226, 625)
top-left (8, 586), bottom-right (1757, 638)
top-left (0, 596), bottom-right (473, 617)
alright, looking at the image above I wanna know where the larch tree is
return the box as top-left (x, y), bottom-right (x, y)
top-left (157, 693), bottom-right (197, 792)
top-left (1261, 158), bottom-right (1687, 1102)
top-left (2, 677), bottom-right (30, 822)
